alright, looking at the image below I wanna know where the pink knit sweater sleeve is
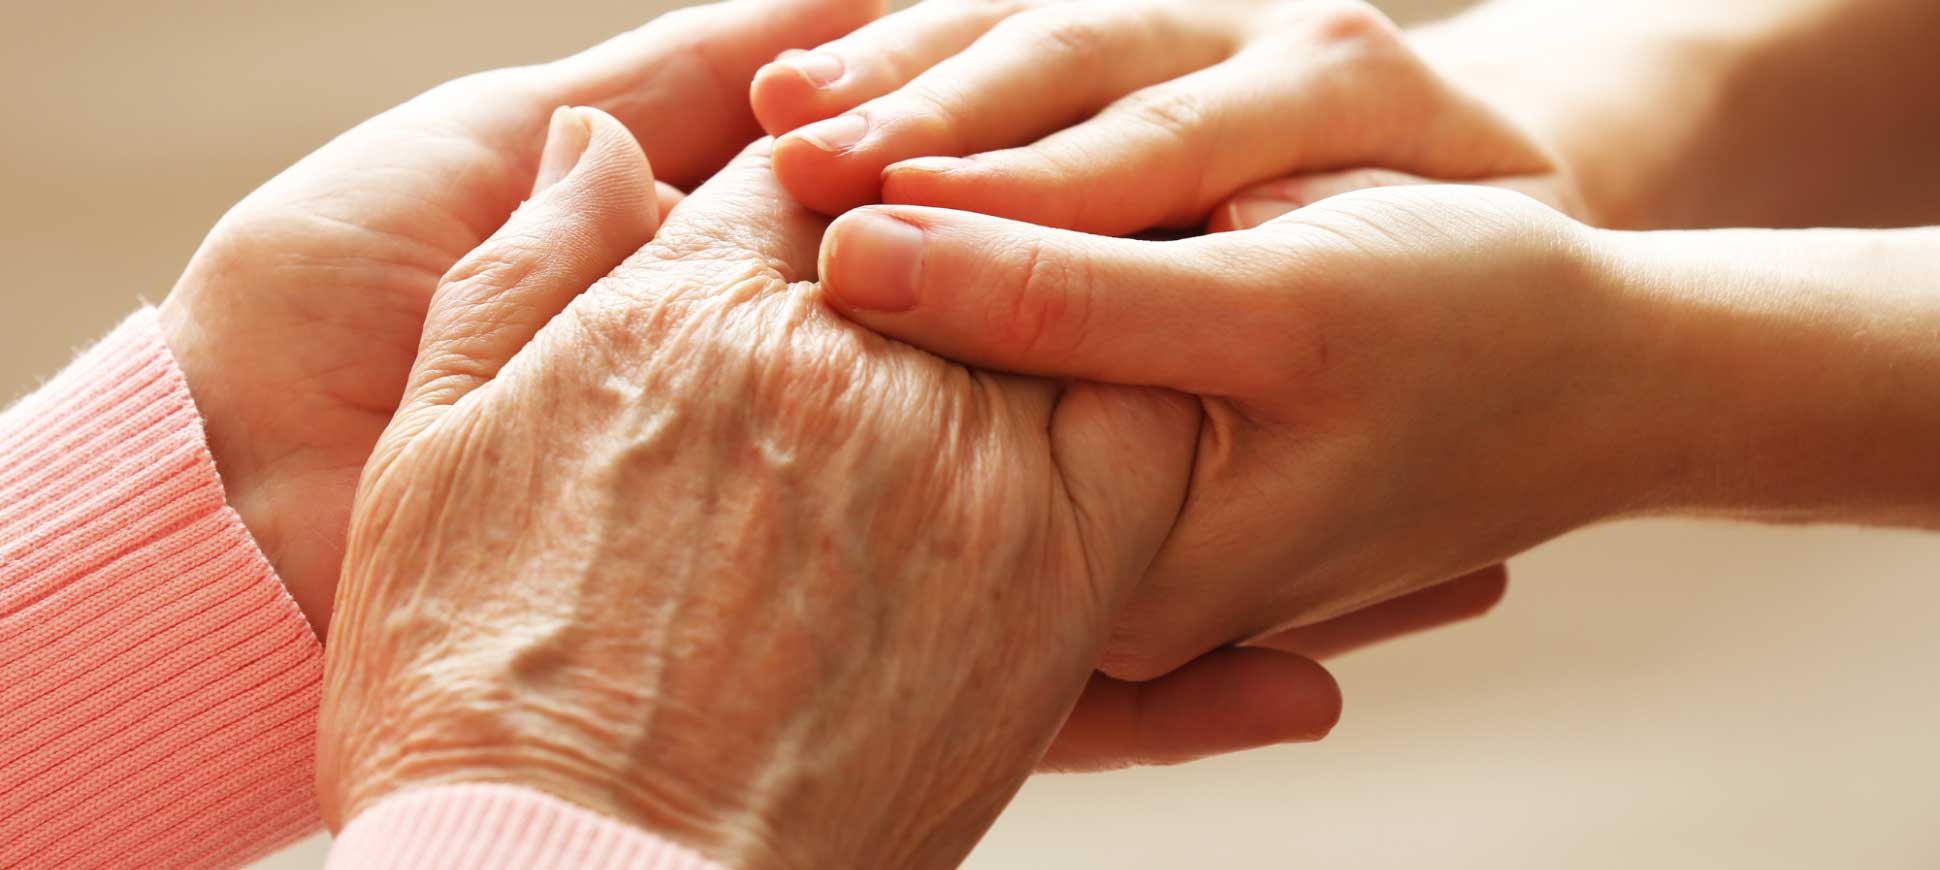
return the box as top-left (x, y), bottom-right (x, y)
top-left (0, 310), bottom-right (726, 869)
top-left (0, 310), bottom-right (323, 867)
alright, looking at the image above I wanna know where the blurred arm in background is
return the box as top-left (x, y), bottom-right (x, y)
top-left (1416, 0), bottom-right (1940, 229)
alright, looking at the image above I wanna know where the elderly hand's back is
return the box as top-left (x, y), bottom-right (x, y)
top-left (317, 127), bottom-right (1220, 868)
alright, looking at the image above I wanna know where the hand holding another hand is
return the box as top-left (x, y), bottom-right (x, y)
top-left (749, 0), bottom-right (1582, 232)
top-left (155, 0), bottom-right (880, 633)
top-left (319, 136), bottom-right (1373, 867)
top-left (819, 185), bottom-right (1628, 679)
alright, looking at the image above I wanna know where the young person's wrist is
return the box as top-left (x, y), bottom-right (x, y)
top-left (1409, 1), bottom-right (1764, 230)
top-left (1595, 226), bottom-right (1940, 527)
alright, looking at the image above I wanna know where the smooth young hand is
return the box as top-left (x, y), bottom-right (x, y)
top-left (818, 182), bottom-right (1940, 679)
top-left (749, 0), bottom-right (1577, 232)
top-left (816, 184), bottom-right (1647, 678)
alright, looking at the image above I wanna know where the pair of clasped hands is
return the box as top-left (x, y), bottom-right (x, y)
top-left (151, 0), bottom-right (1841, 865)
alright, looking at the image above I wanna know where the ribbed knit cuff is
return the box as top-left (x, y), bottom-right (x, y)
top-left (330, 784), bottom-right (726, 870)
top-left (0, 309), bottom-right (324, 868)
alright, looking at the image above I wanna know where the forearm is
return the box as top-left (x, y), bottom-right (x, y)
top-left (1415, 0), bottom-right (1940, 229)
top-left (1599, 226), bottom-right (1940, 527)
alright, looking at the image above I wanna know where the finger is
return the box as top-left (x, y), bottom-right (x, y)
top-left (771, 2), bottom-right (1241, 215)
top-left (1208, 168), bottom-right (1433, 232)
top-left (879, 6), bottom-right (1547, 234)
top-left (403, 107), bottom-right (660, 416)
top-left (1207, 170), bottom-right (1573, 232)
top-left (655, 181), bottom-right (688, 220)
top-left (1251, 565), bottom-right (1509, 660)
top-left (296, 0), bottom-right (881, 268)
top-left (1041, 648), bottom-right (1341, 772)
top-left (1051, 383), bottom-right (1201, 614)
top-left (533, 0), bottom-right (888, 188)
top-left (634, 138), bottom-right (830, 287)
top-left (817, 205), bottom-right (1301, 398)
top-left (750, 0), bottom-right (1037, 137)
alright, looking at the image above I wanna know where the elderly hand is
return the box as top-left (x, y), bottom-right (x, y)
top-left (153, 0), bottom-right (880, 633)
top-left (319, 128), bottom-right (1402, 868)
top-left (746, 0), bottom-right (1579, 231)
top-left (816, 184), bottom-right (1634, 679)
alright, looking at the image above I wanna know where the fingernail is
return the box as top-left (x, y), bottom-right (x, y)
top-left (782, 51), bottom-right (845, 88)
top-left (792, 113), bottom-right (870, 153)
top-left (1225, 194), bottom-right (1301, 231)
top-left (532, 106), bottom-right (594, 196)
top-left (825, 211), bottom-right (925, 313)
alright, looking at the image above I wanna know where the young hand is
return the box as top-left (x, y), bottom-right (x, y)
top-left (817, 184), bottom-right (1637, 678)
top-left (749, 0), bottom-right (1576, 232)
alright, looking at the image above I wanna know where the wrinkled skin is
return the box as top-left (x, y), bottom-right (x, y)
top-left (155, 0), bottom-right (882, 633)
top-left (319, 140), bottom-right (1202, 869)
top-left (156, 0), bottom-right (1491, 784)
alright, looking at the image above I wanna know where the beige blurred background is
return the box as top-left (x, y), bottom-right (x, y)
top-left (3, 1), bottom-right (1936, 867)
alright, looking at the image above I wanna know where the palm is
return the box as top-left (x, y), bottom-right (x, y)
top-left (162, 93), bottom-right (538, 618)
top-left (156, 0), bottom-right (881, 631)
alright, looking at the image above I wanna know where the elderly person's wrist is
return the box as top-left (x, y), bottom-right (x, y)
top-left (156, 285), bottom-right (338, 633)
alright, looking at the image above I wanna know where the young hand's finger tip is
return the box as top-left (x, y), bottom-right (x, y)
top-left (772, 131), bottom-right (881, 215)
top-left (750, 55), bottom-right (851, 136)
top-left (1049, 650), bottom-right (1343, 773)
top-left (819, 207), bottom-right (927, 315)
top-left (1171, 648), bottom-right (1344, 747)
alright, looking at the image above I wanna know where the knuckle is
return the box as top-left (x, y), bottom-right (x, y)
top-left (894, 80), bottom-right (974, 139)
top-left (1117, 86), bottom-right (1211, 143)
top-left (415, 241), bottom-right (554, 383)
top-left (1293, 0), bottom-right (1399, 45)
top-left (952, 0), bottom-right (1042, 22)
top-left (1003, 8), bottom-right (1112, 65)
top-left (439, 235), bottom-right (548, 306)
top-left (998, 237), bottom-right (1093, 361)
top-left (1109, 87), bottom-right (1216, 203)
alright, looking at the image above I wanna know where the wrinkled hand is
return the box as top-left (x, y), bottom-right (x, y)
top-left (747, 0), bottom-right (1579, 231)
top-left (818, 184), bottom-right (1618, 679)
top-left (319, 134), bottom-right (1221, 868)
top-left (154, 0), bottom-right (881, 632)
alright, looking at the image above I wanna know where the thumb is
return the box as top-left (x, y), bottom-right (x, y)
top-left (1042, 648), bottom-right (1341, 773)
top-left (399, 106), bottom-right (659, 421)
top-left (817, 206), bottom-right (1301, 398)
